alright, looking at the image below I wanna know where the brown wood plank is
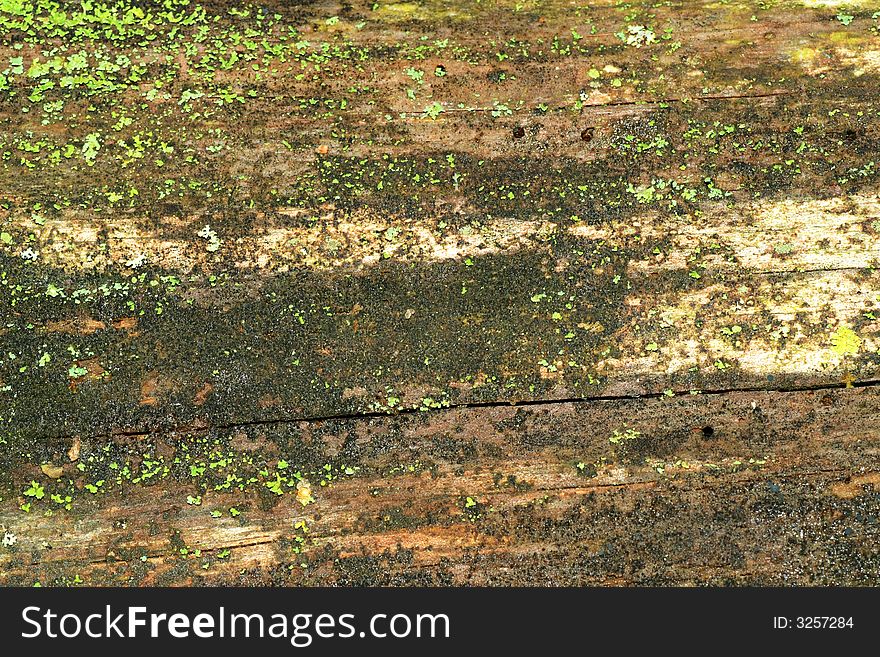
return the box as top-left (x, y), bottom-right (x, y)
top-left (2, 0), bottom-right (880, 586)
top-left (2, 386), bottom-right (878, 585)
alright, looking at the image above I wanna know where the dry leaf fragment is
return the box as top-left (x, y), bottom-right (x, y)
top-left (41, 463), bottom-right (64, 479)
top-left (68, 437), bottom-right (81, 462)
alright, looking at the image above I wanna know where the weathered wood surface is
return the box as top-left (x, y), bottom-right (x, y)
top-left (1, 0), bottom-right (880, 585)
top-left (3, 387), bottom-right (880, 585)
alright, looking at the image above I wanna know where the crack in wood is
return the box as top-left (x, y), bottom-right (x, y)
top-left (53, 377), bottom-right (878, 443)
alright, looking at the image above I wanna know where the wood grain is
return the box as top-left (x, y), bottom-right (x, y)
top-left (1, 0), bottom-right (879, 585)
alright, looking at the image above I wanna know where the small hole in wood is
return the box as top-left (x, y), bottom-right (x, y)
top-left (701, 426), bottom-right (715, 439)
